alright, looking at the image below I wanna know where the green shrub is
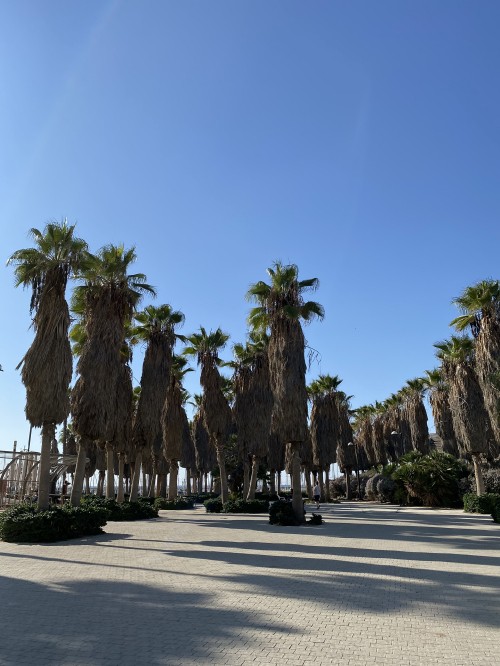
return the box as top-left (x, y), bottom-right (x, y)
top-left (204, 497), bottom-right (223, 513)
top-left (269, 499), bottom-right (301, 526)
top-left (154, 497), bottom-right (195, 510)
top-left (365, 474), bottom-right (384, 500)
top-left (463, 493), bottom-right (500, 514)
top-left (491, 498), bottom-right (500, 523)
top-left (223, 499), bottom-right (269, 514)
top-left (81, 496), bottom-right (158, 520)
top-left (0, 503), bottom-right (108, 543)
top-left (376, 476), bottom-right (396, 503)
top-left (392, 451), bottom-right (468, 507)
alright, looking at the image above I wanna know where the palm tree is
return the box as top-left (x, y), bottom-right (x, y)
top-left (162, 355), bottom-right (193, 500)
top-left (130, 304), bottom-right (185, 500)
top-left (192, 395), bottom-right (216, 493)
top-left (435, 335), bottom-right (490, 494)
top-left (309, 374), bottom-right (343, 502)
top-left (423, 369), bottom-right (460, 457)
top-left (247, 261), bottom-right (324, 522)
top-left (401, 378), bottom-right (429, 454)
top-left (232, 333), bottom-right (273, 500)
top-left (70, 245), bottom-right (155, 505)
top-left (451, 280), bottom-right (500, 446)
top-left (183, 327), bottom-right (232, 503)
top-left (7, 221), bottom-right (89, 508)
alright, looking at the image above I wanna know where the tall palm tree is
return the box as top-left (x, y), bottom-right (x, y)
top-left (7, 221), bottom-right (89, 508)
top-left (309, 374), bottom-right (343, 502)
top-left (435, 336), bottom-right (490, 494)
top-left (70, 245), bottom-right (155, 504)
top-left (192, 394), bottom-right (216, 493)
top-left (183, 327), bottom-right (232, 503)
top-left (162, 355), bottom-right (193, 500)
top-left (423, 369), bottom-right (460, 457)
top-left (130, 304), bottom-right (185, 500)
top-left (247, 261), bottom-right (324, 522)
top-left (451, 280), bottom-right (500, 446)
top-left (232, 333), bottom-right (273, 500)
top-left (401, 378), bottom-right (429, 454)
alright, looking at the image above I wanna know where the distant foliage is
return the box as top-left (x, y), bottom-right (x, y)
top-left (0, 503), bottom-right (107, 543)
top-left (154, 497), bottom-right (195, 510)
top-left (81, 496), bottom-right (158, 520)
top-left (223, 499), bottom-right (269, 513)
top-left (468, 464), bottom-right (500, 495)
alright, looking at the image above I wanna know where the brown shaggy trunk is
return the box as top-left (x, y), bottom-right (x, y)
top-left (472, 453), bottom-right (485, 495)
top-left (168, 460), bottom-right (179, 500)
top-left (269, 471), bottom-right (276, 495)
top-left (290, 443), bottom-right (305, 523)
top-left (475, 317), bottom-right (500, 443)
top-left (243, 459), bottom-right (251, 498)
top-left (186, 471), bottom-right (192, 495)
top-left (96, 470), bottom-right (105, 496)
top-left (344, 468), bottom-right (352, 499)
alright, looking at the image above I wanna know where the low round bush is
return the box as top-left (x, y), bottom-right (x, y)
top-left (365, 474), bottom-right (384, 500)
top-left (307, 513), bottom-right (323, 525)
top-left (0, 503), bottom-right (108, 543)
top-left (223, 499), bottom-right (269, 514)
top-left (81, 496), bottom-right (158, 521)
top-left (269, 499), bottom-right (301, 526)
top-left (204, 497), bottom-right (223, 513)
top-left (463, 493), bottom-right (500, 514)
top-left (154, 497), bottom-right (195, 510)
top-left (376, 476), bottom-right (396, 503)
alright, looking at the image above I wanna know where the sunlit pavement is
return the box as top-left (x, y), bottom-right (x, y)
top-left (0, 502), bottom-right (498, 666)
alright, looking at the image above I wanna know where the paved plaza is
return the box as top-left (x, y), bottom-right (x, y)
top-left (0, 502), bottom-right (499, 666)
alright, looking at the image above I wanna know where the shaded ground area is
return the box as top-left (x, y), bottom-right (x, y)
top-left (0, 502), bottom-right (498, 665)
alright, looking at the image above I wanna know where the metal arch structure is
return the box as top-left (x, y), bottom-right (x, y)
top-left (0, 451), bottom-right (80, 507)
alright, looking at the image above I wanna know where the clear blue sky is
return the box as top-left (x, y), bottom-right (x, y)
top-left (1, 1), bottom-right (499, 452)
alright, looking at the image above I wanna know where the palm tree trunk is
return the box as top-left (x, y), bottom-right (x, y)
top-left (130, 450), bottom-right (142, 501)
top-left (70, 439), bottom-right (88, 506)
top-left (324, 466), bottom-right (331, 502)
top-left (305, 469), bottom-right (313, 500)
top-left (105, 443), bottom-right (115, 499)
top-left (186, 469), bottom-right (192, 495)
top-left (247, 456), bottom-right (259, 500)
top-left (216, 447), bottom-right (228, 504)
top-left (116, 454), bottom-right (125, 503)
top-left (269, 470), bottom-right (276, 495)
top-left (472, 453), bottom-right (485, 496)
top-left (85, 474), bottom-right (90, 495)
top-left (290, 443), bottom-right (305, 523)
top-left (243, 459), bottom-right (250, 498)
top-left (97, 471), bottom-right (105, 496)
top-left (37, 422), bottom-right (55, 509)
top-left (318, 472), bottom-right (324, 500)
top-left (168, 460), bottom-right (179, 500)
top-left (345, 468), bottom-right (352, 499)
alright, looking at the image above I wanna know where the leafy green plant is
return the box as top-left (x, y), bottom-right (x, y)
top-left (0, 503), bottom-right (108, 543)
top-left (269, 499), bottom-right (301, 526)
top-left (463, 493), bottom-right (500, 514)
top-left (154, 497), bottom-right (195, 510)
top-left (81, 496), bottom-right (158, 520)
top-left (204, 497), bottom-right (223, 513)
top-left (392, 451), bottom-right (468, 507)
top-left (223, 499), bottom-right (269, 514)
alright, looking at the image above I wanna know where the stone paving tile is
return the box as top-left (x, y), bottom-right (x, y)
top-left (0, 502), bottom-right (499, 665)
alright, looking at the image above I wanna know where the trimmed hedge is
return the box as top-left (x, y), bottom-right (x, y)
top-left (154, 497), bottom-right (195, 510)
top-left (0, 503), bottom-right (108, 543)
top-left (463, 493), bottom-right (500, 514)
top-left (81, 496), bottom-right (158, 521)
top-left (204, 498), bottom-right (223, 513)
top-left (223, 499), bottom-right (269, 514)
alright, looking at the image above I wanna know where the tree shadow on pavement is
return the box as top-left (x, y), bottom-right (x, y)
top-left (0, 575), bottom-right (295, 666)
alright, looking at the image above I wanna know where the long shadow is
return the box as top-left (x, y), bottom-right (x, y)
top-left (0, 575), bottom-right (296, 666)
